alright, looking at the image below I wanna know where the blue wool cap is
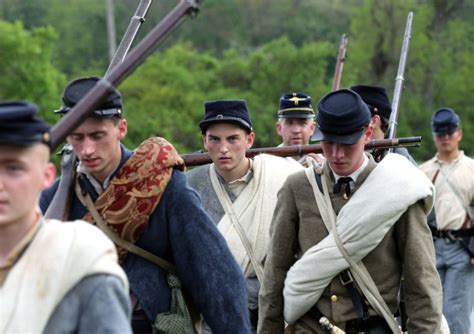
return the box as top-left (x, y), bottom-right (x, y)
top-left (311, 89), bottom-right (371, 144)
top-left (199, 100), bottom-right (253, 133)
top-left (350, 85), bottom-right (392, 120)
top-left (432, 108), bottom-right (460, 135)
top-left (0, 101), bottom-right (50, 146)
top-left (55, 76), bottom-right (123, 118)
top-left (278, 92), bottom-right (315, 119)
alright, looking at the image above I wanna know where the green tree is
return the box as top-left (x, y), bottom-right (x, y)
top-left (348, 0), bottom-right (473, 161)
top-left (0, 20), bottom-right (65, 124)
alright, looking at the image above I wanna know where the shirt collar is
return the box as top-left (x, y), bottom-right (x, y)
top-left (76, 144), bottom-right (131, 194)
top-left (434, 150), bottom-right (465, 166)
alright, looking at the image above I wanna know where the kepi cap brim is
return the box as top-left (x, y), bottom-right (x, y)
top-left (311, 128), bottom-right (365, 145)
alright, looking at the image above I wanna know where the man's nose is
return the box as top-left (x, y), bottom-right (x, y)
top-left (81, 138), bottom-right (95, 156)
top-left (292, 124), bottom-right (302, 132)
top-left (219, 142), bottom-right (229, 153)
top-left (330, 144), bottom-right (344, 159)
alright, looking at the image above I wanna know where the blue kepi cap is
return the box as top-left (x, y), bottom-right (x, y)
top-left (311, 89), bottom-right (371, 144)
top-left (0, 101), bottom-right (50, 146)
top-left (431, 108), bottom-right (460, 135)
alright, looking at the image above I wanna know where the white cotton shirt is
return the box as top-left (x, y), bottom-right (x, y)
top-left (421, 151), bottom-right (474, 230)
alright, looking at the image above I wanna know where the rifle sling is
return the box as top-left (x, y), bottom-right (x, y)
top-left (75, 180), bottom-right (176, 274)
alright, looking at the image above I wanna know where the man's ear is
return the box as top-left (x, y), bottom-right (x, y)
top-left (276, 122), bottom-right (282, 136)
top-left (364, 123), bottom-right (374, 143)
top-left (370, 115), bottom-right (381, 128)
top-left (202, 134), bottom-right (208, 150)
top-left (246, 131), bottom-right (255, 149)
top-left (117, 119), bottom-right (128, 140)
top-left (43, 162), bottom-right (57, 189)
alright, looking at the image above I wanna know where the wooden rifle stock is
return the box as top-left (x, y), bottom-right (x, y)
top-left (182, 136), bottom-right (422, 167)
top-left (331, 34), bottom-right (348, 91)
top-left (49, 0), bottom-right (200, 151)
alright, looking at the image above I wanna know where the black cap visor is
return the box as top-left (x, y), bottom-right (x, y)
top-left (278, 110), bottom-right (315, 119)
top-left (54, 106), bottom-right (122, 118)
top-left (433, 125), bottom-right (459, 136)
top-left (199, 117), bottom-right (252, 133)
top-left (311, 127), bottom-right (365, 145)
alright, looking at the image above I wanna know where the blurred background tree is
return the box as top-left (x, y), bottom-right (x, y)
top-left (0, 0), bottom-right (472, 163)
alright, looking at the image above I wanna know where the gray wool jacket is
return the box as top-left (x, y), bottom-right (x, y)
top-left (186, 165), bottom-right (260, 311)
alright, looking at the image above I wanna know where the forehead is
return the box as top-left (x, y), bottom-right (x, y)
top-left (0, 143), bottom-right (45, 160)
top-left (71, 117), bottom-right (116, 133)
top-left (205, 123), bottom-right (248, 136)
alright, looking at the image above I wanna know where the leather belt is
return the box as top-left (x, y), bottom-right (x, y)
top-left (344, 315), bottom-right (390, 333)
top-left (429, 226), bottom-right (473, 239)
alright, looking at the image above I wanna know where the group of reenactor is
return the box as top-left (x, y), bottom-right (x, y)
top-left (0, 74), bottom-right (472, 334)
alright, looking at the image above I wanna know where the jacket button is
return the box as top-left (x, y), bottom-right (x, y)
top-left (331, 295), bottom-right (338, 302)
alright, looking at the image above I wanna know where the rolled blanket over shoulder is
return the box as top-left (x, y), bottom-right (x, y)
top-left (283, 153), bottom-right (434, 323)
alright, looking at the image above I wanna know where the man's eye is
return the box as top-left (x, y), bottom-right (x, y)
top-left (6, 165), bottom-right (22, 172)
top-left (70, 135), bottom-right (83, 141)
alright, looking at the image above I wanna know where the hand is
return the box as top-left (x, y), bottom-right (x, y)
top-left (306, 153), bottom-right (325, 164)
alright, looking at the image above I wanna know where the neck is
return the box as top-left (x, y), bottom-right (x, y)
top-left (438, 148), bottom-right (460, 164)
top-left (217, 158), bottom-right (251, 183)
top-left (0, 211), bottom-right (38, 265)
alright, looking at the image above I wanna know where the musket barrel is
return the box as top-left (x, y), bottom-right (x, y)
top-left (105, 0), bottom-right (154, 76)
top-left (182, 136), bottom-right (422, 167)
top-left (331, 34), bottom-right (348, 91)
top-left (387, 11), bottom-right (413, 142)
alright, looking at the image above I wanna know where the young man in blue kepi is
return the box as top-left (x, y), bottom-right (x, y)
top-left (421, 107), bottom-right (474, 334)
top-left (40, 77), bottom-right (250, 333)
top-left (276, 92), bottom-right (323, 166)
top-left (259, 89), bottom-right (443, 333)
top-left (0, 101), bottom-right (131, 333)
top-left (187, 99), bottom-right (303, 332)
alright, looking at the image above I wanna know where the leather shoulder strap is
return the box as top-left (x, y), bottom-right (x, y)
top-left (75, 180), bottom-right (176, 274)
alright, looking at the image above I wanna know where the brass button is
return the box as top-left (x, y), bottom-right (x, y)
top-left (330, 295), bottom-right (338, 302)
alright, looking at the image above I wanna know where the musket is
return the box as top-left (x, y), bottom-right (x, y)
top-left (44, 0), bottom-right (199, 219)
top-left (319, 317), bottom-right (345, 334)
top-left (105, 0), bottom-right (154, 76)
top-left (387, 12), bottom-right (413, 148)
top-left (383, 13), bottom-right (414, 333)
top-left (182, 136), bottom-right (421, 167)
top-left (49, 0), bottom-right (200, 151)
top-left (331, 34), bottom-right (348, 91)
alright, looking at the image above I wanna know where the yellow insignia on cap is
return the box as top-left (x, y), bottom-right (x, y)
top-left (42, 132), bottom-right (50, 143)
top-left (289, 96), bottom-right (307, 106)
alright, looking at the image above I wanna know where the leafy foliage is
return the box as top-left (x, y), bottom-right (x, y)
top-left (0, 20), bottom-right (65, 124)
top-left (0, 0), bottom-right (473, 162)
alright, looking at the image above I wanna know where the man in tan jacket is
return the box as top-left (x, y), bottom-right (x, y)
top-left (258, 89), bottom-right (443, 333)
